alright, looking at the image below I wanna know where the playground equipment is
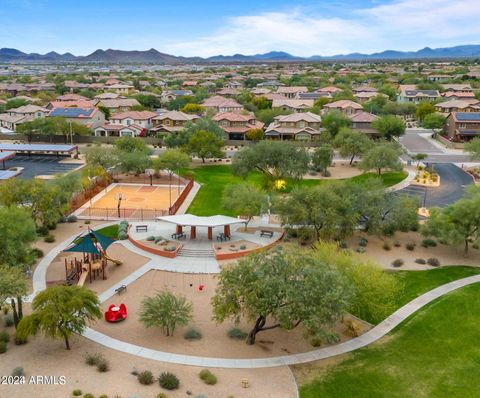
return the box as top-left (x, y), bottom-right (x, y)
top-left (104, 303), bottom-right (127, 322)
top-left (64, 228), bottom-right (122, 285)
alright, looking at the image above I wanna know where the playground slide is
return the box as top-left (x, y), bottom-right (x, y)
top-left (77, 270), bottom-right (89, 287)
top-left (104, 253), bottom-right (122, 266)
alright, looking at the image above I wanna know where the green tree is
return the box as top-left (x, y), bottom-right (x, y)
top-left (359, 143), bottom-right (403, 175)
top-left (411, 153), bottom-right (428, 168)
top-left (223, 183), bottom-right (267, 227)
top-left (152, 148), bottom-right (190, 177)
top-left (186, 130), bottom-right (224, 163)
top-left (0, 265), bottom-right (27, 329)
top-left (333, 128), bottom-right (371, 165)
top-left (164, 118), bottom-right (225, 148)
top-left (372, 115), bottom-right (406, 140)
top-left (180, 103), bottom-right (205, 114)
top-left (246, 128), bottom-right (264, 141)
top-left (117, 151), bottom-right (152, 174)
top-left (255, 108), bottom-right (292, 125)
top-left (322, 110), bottom-right (352, 137)
top-left (114, 136), bottom-right (152, 155)
top-left (232, 141), bottom-right (309, 182)
top-left (135, 94), bottom-right (161, 109)
top-left (17, 285), bottom-right (101, 350)
top-left (85, 144), bottom-right (119, 170)
top-left (212, 247), bottom-right (351, 345)
top-left (465, 137), bottom-right (480, 160)
top-left (97, 105), bottom-right (111, 120)
top-left (421, 113), bottom-right (445, 135)
top-left (421, 186), bottom-right (480, 256)
top-left (311, 144), bottom-right (334, 176)
top-left (139, 291), bottom-right (193, 336)
top-left (5, 98), bottom-right (28, 110)
top-left (415, 101), bottom-right (435, 121)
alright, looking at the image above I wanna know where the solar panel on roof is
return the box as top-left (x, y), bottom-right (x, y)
top-left (456, 113), bottom-right (480, 121)
top-left (49, 108), bottom-right (94, 118)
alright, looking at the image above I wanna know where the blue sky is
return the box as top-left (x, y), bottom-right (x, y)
top-left (0, 0), bottom-right (479, 57)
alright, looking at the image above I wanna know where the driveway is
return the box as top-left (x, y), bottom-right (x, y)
top-left (398, 163), bottom-right (473, 207)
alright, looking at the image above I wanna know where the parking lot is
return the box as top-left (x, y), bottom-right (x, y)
top-left (5, 155), bottom-right (80, 179)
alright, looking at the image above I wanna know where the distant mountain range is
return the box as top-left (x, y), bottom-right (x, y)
top-left (2, 44), bottom-right (480, 63)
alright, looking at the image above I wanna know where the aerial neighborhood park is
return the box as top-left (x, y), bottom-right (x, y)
top-left (2, 6), bottom-right (480, 396)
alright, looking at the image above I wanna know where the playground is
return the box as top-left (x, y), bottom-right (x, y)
top-left (75, 183), bottom-right (183, 220)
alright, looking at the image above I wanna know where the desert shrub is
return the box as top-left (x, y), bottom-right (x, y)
top-left (415, 258), bottom-right (427, 264)
top-left (2, 305), bottom-right (9, 315)
top-left (84, 220), bottom-right (91, 225)
top-left (394, 240), bottom-right (401, 247)
top-left (228, 327), bottom-right (247, 340)
top-left (392, 259), bottom-right (404, 268)
top-left (58, 216), bottom-right (67, 223)
top-left (421, 238), bottom-right (437, 248)
top-left (146, 236), bottom-right (155, 241)
top-left (356, 247), bottom-right (366, 253)
top-left (44, 234), bottom-right (55, 243)
top-left (406, 241), bottom-right (416, 251)
top-left (83, 394), bottom-right (94, 398)
top-left (427, 258), bottom-right (441, 267)
top-left (184, 328), bottom-right (202, 340)
top-left (96, 358), bottom-right (110, 372)
top-left (138, 370), bottom-right (155, 385)
top-left (117, 231), bottom-right (128, 240)
top-left (36, 225), bottom-right (49, 236)
top-left (344, 319), bottom-right (361, 337)
top-left (119, 220), bottom-right (129, 227)
top-left (14, 332), bottom-right (27, 345)
top-left (72, 389), bottom-right (82, 396)
top-left (156, 394), bottom-right (168, 398)
top-left (4, 314), bottom-right (14, 327)
top-left (0, 341), bottom-right (7, 354)
top-left (358, 237), bottom-right (368, 247)
top-left (84, 352), bottom-right (102, 366)
top-left (0, 331), bottom-right (10, 343)
top-left (158, 372), bottom-right (179, 390)
top-left (67, 215), bottom-right (78, 223)
top-left (11, 367), bottom-right (24, 377)
top-left (339, 241), bottom-right (348, 249)
top-left (383, 242), bottom-right (391, 251)
top-left (130, 368), bottom-right (139, 376)
top-left (31, 248), bottom-right (44, 258)
top-left (164, 246), bottom-right (176, 252)
top-left (199, 369), bottom-right (218, 385)
top-left (239, 244), bottom-right (246, 250)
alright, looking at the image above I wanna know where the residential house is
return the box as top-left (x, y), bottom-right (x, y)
top-left (441, 91), bottom-right (477, 101)
top-left (217, 88), bottom-right (240, 97)
top-left (47, 108), bottom-right (106, 130)
top-left (354, 92), bottom-right (387, 103)
top-left (160, 90), bottom-right (193, 103)
top-left (213, 112), bottom-right (264, 140)
top-left (94, 92), bottom-right (123, 100)
top-left (349, 111), bottom-right (379, 134)
top-left (398, 88), bottom-right (440, 103)
top-left (276, 86), bottom-right (308, 99)
top-left (265, 112), bottom-right (323, 141)
top-left (151, 111), bottom-right (199, 135)
top-left (441, 84), bottom-right (473, 93)
top-left (46, 100), bottom-right (95, 110)
top-left (201, 96), bottom-right (243, 113)
top-left (314, 86), bottom-right (343, 98)
top-left (7, 105), bottom-right (49, 121)
top-left (93, 98), bottom-right (141, 114)
top-left (56, 93), bottom-right (89, 102)
top-left (445, 112), bottom-right (480, 140)
top-left (94, 124), bottom-right (144, 137)
top-left (272, 99), bottom-right (314, 113)
top-left (107, 83), bottom-right (135, 95)
top-left (0, 114), bottom-right (25, 131)
top-left (109, 110), bottom-right (157, 130)
top-left (323, 100), bottom-right (363, 115)
top-left (435, 99), bottom-right (480, 114)
top-left (257, 81), bottom-right (284, 90)
top-left (250, 87), bottom-right (271, 96)
top-left (427, 74), bottom-right (451, 82)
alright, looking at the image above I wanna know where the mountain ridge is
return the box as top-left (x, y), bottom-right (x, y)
top-left (1, 44), bottom-right (480, 63)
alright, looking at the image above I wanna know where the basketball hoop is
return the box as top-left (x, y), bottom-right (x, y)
top-left (145, 168), bottom-right (154, 186)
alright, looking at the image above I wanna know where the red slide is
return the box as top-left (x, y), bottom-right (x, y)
top-left (104, 303), bottom-right (128, 323)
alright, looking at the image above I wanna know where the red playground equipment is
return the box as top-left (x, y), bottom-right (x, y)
top-left (104, 304), bottom-right (127, 323)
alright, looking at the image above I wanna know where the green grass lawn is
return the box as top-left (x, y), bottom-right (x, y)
top-left (299, 266), bottom-right (480, 398)
top-left (182, 165), bottom-right (407, 216)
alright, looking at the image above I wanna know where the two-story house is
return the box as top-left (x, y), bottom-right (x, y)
top-left (213, 112), bottom-right (264, 140)
top-left (435, 99), bottom-right (480, 114)
top-left (93, 98), bottom-right (141, 114)
top-left (398, 88), bottom-right (440, 103)
top-left (7, 105), bottom-right (49, 121)
top-left (271, 99), bottom-right (314, 113)
top-left (47, 107), bottom-right (106, 130)
top-left (349, 111), bottom-right (379, 134)
top-left (108, 111), bottom-right (157, 130)
top-left (323, 100), bottom-right (363, 115)
top-left (151, 111), bottom-right (199, 135)
top-left (265, 112), bottom-right (323, 141)
top-left (276, 86), bottom-right (308, 99)
top-left (201, 96), bottom-right (243, 114)
top-left (446, 112), bottom-right (480, 141)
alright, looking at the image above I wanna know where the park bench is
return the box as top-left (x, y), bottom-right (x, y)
top-left (260, 230), bottom-right (274, 238)
top-left (135, 225), bottom-right (148, 232)
top-left (171, 232), bottom-right (186, 240)
top-left (216, 233), bottom-right (231, 242)
top-left (115, 285), bottom-right (127, 295)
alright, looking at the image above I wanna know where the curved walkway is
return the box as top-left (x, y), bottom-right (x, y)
top-left (83, 274), bottom-right (480, 368)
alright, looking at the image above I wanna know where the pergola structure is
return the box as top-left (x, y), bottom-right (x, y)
top-left (156, 214), bottom-right (247, 240)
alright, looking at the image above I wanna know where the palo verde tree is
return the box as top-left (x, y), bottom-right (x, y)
top-left (372, 115), bottom-right (406, 140)
top-left (17, 285), bottom-right (101, 350)
top-left (164, 117), bottom-right (225, 148)
top-left (421, 185), bottom-right (480, 256)
top-left (422, 113), bottom-right (445, 136)
top-left (0, 265), bottom-right (28, 329)
top-left (321, 110), bottom-right (352, 137)
top-left (152, 148), bottom-right (190, 177)
top-left (465, 137), bottom-right (480, 160)
top-left (311, 144), bottom-right (334, 176)
top-left (359, 143), bottom-right (403, 175)
top-left (186, 129), bottom-right (224, 163)
top-left (232, 140), bottom-right (310, 184)
top-left (84, 144), bottom-right (119, 171)
top-left (333, 127), bottom-right (371, 165)
top-left (223, 182), bottom-right (268, 228)
top-left (139, 291), bottom-right (193, 336)
top-left (212, 247), bottom-right (351, 345)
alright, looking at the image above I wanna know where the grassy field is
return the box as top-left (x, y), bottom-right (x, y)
top-left (182, 165), bottom-right (407, 216)
top-left (299, 266), bottom-right (480, 398)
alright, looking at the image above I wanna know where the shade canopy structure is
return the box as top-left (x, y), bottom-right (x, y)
top-left (65, 229), bottom-right (116, 254)
top-left (0, 144), bottom-right (78, 155)
top-left (156, 214), bottom-right (247, 240)
top-left (0, 151), bottom-right (15, 170)
top-left (0, 170), bottom-right (20, 180)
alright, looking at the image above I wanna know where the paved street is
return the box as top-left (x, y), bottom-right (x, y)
top-left (398, 163), bottom-right (473, 207)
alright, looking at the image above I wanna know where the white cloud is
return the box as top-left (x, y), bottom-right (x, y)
top-left (162, 0), bottom-right (480, 57)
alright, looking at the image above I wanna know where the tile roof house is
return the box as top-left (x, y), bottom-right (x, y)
top-left (213, 112), bottom-right (264, 140)
top-left (94, 123), bottom-right (144, 137)
top-left (7, 105), bottom-right (50, 121)
top-left (0, 113), bottom-right (26, 131)
top-left (56, 93), bottom-right (89, 101)
top-left (446, 112), bottom-right (480, 141)
top-left (441, 91), bottom-right (477, 101)
top-left (276, 86), bottom-right (308, 99)
top-left (109, 111), bottom-right (157, 130)
top-left (106, 83), bottom-right (135, 95)
top-left (250, 87), bottom-right (271, 96)
top-left (47, 107), bottom-right (105, 130)
top-left (315, 86), bottom-right (343, 95)
top-left (349, 111), bottom-right (379, 134)
top-left (265, 112), bottom-right (323, 141)
top-left (441, 84), bottom-right (473, 93)
top-left (201, 96), bottom-right (243, 113)
top-left (217, 88), bottom-right (241, 97)
top-left (435, 99), bottom-right (480, 114)
top-left (46, 100), bottom-right (95, 110)
top-left (93, 98), bottom-right (141, 114)
top-left (272, 99), bottom-right (314, 113)
top-left (151, 111), bottom-right (199, 135)
top-left (93, 92), bottom-right (123, 100)
top-left (161, 90), bottom-right (193, 103)
top-left (398, 89), bottom-right (440, 103)
top-left (323, 100), bottom-right (363, 115)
